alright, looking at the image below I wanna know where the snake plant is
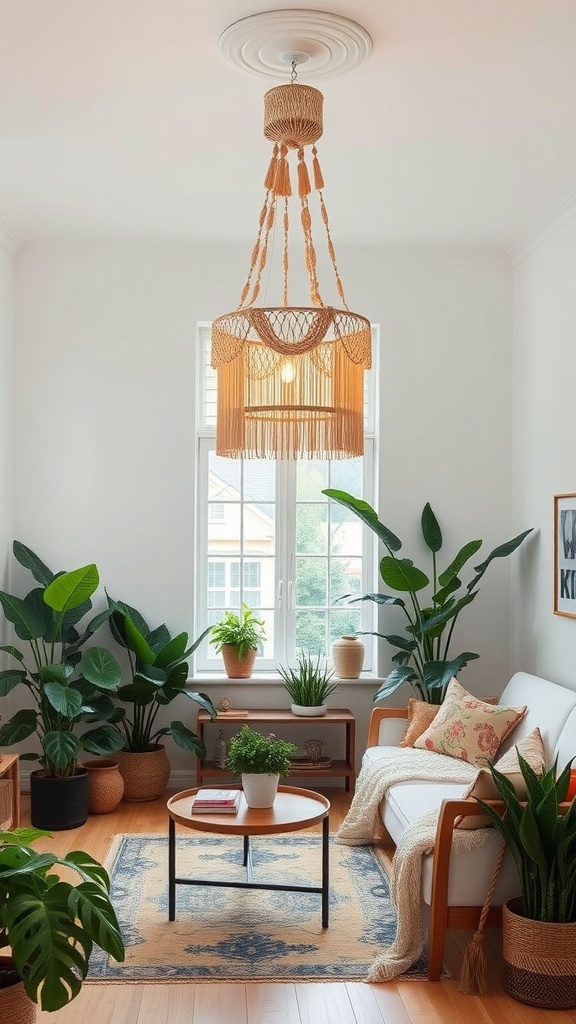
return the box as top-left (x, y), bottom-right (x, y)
top-left (478, 754), bottom-right (576, 922)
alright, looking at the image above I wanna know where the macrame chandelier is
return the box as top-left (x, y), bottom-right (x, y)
top-left (211, 69), bottom-right (372, 460)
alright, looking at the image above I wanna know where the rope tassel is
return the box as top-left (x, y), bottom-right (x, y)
top-left (458, 842), bottom-right (507, 996)
top-left (264, 144), bottom-right (279, 190)
top-left (273, 144), bottom-right (292, 197)
top-left (312, 146), bottom-right (324, 190)
top-left (297, 148), bottom-right (311, 197)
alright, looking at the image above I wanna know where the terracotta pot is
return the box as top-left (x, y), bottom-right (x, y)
top-left (502, 896), bottom-right (576, 1009)
top-left (222, 644), bottom-right (256, 679)
top-left (242, 772), bottom-right (279, 808)
top-left (116, 745), bottom-right (171, 802)
top-left (83, 759), bottom-right (125, 813)
top-left (331, 635), bottom-right (365, 678)
top-left (0, 957), bottom-right (36, 1024)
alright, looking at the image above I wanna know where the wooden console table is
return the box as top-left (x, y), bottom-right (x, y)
top-left (196, 708), bottom-right (356, 794)
top-left (0, 753), bottom-right (20, 829)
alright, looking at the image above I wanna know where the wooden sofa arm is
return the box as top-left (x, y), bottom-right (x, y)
top-left (367, 707), bottom-right (409, 747)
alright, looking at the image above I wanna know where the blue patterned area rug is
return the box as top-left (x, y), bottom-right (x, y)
top-left (89, 832), bottom-right (431, 983)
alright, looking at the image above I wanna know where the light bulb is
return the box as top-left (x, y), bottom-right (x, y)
top-left (280, 358), bottom-right (296, 384)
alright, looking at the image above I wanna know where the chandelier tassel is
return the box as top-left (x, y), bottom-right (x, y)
top-left (312, 145), bottom-right (324, 190)
top-left (273, 144), bottom-right (292, 197)
top-left (297, 148), bottom-right (311, 197)
top-left (264, 143), bottom-right (279, 190)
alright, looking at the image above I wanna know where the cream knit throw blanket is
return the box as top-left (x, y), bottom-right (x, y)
top-left (336, 748), bottom-right (493, 981)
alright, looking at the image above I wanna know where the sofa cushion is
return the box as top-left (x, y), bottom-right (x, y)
top-left (455, 727), bottom-right (546, 829)
top-left (414, 678), bottom-right (526, 766)
top-left (399, 699), bottom-right (440, 747)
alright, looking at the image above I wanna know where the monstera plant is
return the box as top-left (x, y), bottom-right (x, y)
top-left (323, 490), bottom-right (533, 703)
top-left (0, 542), bottom-right (125, 828)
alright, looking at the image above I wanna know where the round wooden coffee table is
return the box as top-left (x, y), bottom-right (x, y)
top-left (167, 785), bottom-right (331, 927)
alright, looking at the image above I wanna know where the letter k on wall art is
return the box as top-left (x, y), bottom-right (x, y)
top-left (554, 493), bottom-right (576, 617)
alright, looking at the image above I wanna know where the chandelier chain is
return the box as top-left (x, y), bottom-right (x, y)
top-left (290, 59), bottom-right (298, 84)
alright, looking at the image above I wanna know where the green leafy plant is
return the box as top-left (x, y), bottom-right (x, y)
top-left (105, 596), bottom-right (215, 753)
top-left (226, 725), bottom-right (297, 777)
top-left (0, 542), bottom-right (125, 778)
top-left (0, 826), bottom-right (125, 1011)
top-left (209, 605), bottom-right (266, 661)
top-left (277, 653), bottom-right (339, 707)
top-left (323, 490), bottom-right (533, 703)
top-left (477, 754), bottom-right (576, 922)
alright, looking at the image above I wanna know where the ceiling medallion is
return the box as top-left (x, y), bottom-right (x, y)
top-left (218, 9), bottom-right (373, 80)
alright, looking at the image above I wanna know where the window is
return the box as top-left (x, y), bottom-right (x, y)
top-left (195, 323), bottom-right (379, 672)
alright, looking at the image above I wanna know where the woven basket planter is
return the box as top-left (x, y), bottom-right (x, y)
top-left (503, 897), bottom-right (576, 1009)
top-left (0, 958), bottom-right (36, 1024)
top-left (116, 745), bottom-right (171, 802)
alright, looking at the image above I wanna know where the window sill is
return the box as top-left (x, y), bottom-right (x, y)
top-left (189, 673), bottom-right (384, 686)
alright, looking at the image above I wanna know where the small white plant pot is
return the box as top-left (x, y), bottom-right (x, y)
top-left (241, 772), bottom-right (280, 808)
top-left (290, 704), bottom-right (328, 717)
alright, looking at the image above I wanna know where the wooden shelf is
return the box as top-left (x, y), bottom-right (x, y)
top-left (0, 754), bottom-right (20, 829)
top-left (196, 709), bottom-right (356, 795)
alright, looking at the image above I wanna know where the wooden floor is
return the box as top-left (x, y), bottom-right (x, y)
top-left (20, 787), bottom-right (575, 1024)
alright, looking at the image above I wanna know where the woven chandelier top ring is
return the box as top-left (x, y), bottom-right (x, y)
top-left (212, 307), bottom-right (372, 365)
top-left (264, 84), bottom-right (323, 148)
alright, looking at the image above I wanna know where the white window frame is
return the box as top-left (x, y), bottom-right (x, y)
top-left (195, 322), bottom-right (379, 673)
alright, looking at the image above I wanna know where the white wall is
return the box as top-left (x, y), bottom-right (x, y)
top-left (11, 242), bottom-right (516, 782)
top-left (0, 239), bottom-right (12, 596)
top-left (511, 205), bottom-right (576, 690)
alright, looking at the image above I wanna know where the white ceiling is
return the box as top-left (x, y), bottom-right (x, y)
top-left (0, 0), bottom-right (575, 249)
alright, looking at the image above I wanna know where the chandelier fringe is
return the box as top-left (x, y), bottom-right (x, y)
top-left (312, 146), bottom-right (324, 190)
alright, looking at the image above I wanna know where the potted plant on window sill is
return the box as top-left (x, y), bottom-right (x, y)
top-left (226, 724), bottom-right (297, 807)
top-left (478, 754), bottom-right (576, 1009)
top-left (105, 596), bottom-right (216, 801)
top-left (0, 543), bottom-right (125, 831)
top-left (0, 825), bottom-right (125, 1019)
top-left (209, 604), bottom-right (266, 679)
top-left (278, 652), bottom-right (339, 717)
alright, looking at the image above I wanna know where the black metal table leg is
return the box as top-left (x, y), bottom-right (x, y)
top-left (321, 815), bottom-right (329, 928)
top-left (168, 816), bottom-right (176, 921)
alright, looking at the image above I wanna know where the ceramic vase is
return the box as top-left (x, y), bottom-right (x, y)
top-left (241, 772), bottom-right (279, 808)
top-left (83, 759), bottom-right (125, 814)
top-left (331, 635), bottom-right (365, 678)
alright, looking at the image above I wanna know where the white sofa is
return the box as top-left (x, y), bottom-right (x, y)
top-left (364, 671), bottom-right (576, 980)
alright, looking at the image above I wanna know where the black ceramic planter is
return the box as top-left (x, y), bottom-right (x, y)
top-left (30, 768), bottom-right (89, 830)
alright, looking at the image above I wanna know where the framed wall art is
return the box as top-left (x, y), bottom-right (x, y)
top-left (554, 493), bottom-right (576, 618)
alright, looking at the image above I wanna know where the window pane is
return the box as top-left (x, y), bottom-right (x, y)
top-left (296, 504), bottom-right (327, 555)
top-left (296, 460), bottom-right (329, 498)
top-left (295, 610), bottom-right (327, 657)
top-left (330, 556), bottom-right (363, 602)
top-left (296, 557), bottom-right (327, 606)
top-left (329, 510), bottom-right (363, 556)
top-left (330, 608), bottom-right (362, 643)
top-left (329, 458), bottom-right (362, 496)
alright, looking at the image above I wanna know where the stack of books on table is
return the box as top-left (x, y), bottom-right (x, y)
top-left (191, 788), bottom-right (241, 815)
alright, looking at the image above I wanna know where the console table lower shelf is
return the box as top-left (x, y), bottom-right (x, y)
top-left (196, 707), bottom-right (356, 794)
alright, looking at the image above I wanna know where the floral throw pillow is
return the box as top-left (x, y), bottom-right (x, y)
top-left (413, 678), bottom-right (527, 766)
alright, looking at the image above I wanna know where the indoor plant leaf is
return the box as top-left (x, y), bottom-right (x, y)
top-left (379, 556), bottom-right (429, 592)
top-left (43, 564), bottom-right (100, 614)
top-left (421, 502), bottom-right (443, 552)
